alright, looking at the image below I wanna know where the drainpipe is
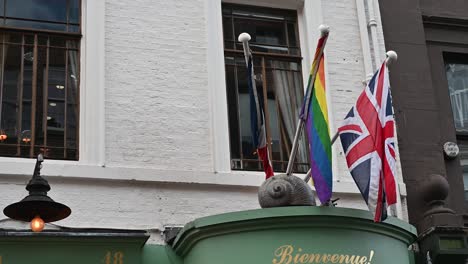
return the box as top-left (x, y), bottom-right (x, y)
top-left (355, 0), bottom-right (373, 83)
top-left (367, 0), bottom-right (383, 66)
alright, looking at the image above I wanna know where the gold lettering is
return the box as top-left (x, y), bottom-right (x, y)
top-left (338, 255), bottom-right (360, 264)
top-left (104, 251), bottom-right (111, 264)
top-left (113, 251), bottom-right (124, 264)
top-left (308, 254), bottom-right (321, 263)
top-left (272, 245), bottom-right (374, 264)
top-left (273, 245), bottom-right (293, 264)
top-left (299, 253), bottom-right (309, 263)
top-left (330, 254), bottom-right (339, 263)
top-left (294, 248), bottom-right (304, 263)
top-left (103, 251), bottom-right (124, 264)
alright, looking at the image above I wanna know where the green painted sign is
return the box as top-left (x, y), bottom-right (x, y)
top-left (172, 207), bottom-right (417, 264)
top-left (0, 207), bottom-right (417, 264)
top-left (0, 230), bottom-right (148, 264)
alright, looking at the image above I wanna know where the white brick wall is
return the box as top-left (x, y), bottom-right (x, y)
top-left (0, 0), bottom-right (407, 244)
top-left (322, 0), bottom-right (369, 183)
top-left (105, 0), bottom-right (212, 171)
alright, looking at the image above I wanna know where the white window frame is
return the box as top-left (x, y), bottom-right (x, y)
top-left (0, 0), bottom-right (105, 171)
top-left (207, 0), bottom-right (325, 173)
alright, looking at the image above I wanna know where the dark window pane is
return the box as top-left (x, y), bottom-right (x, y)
top-left (459, 141), bottom-right (468, 200)
top-left (5, 32), bottom-right (22, 44)
top-left (25, 34), bottom-right (34, 45)
top-left (1, 44), bottom-right (21, 146)
top-left (0, 0), bottom-right (4, 16)
top-left (222, 17), bottom-right (233, 41)
top-left (50, 35), bottom-right (66, 47)
top-left (66, 49), bottom-right (78, 156)
top-left (38, 35), bottom-right (48, 46)
top-left (34, 46), bottom-right (47, 146)
top-left (446, 62), bottom-right (468, 132)
top-left (234, 18), bottom-right (286, 46)
top-left (6, 19), bottom-right (67, 31)
top-left (68, 25), bottom-right (80, 33)
top-left (21, 45), bottom-right (34, 155)
top-left (0, 32), bottom-right (79, 160)
top-left (287, 23), bottom-right (298, 47)
top-left (69, 0), bottom-right (80, 24)
top-left (47, 48), bottom-right (66, 149)
top-left (225, 63), bottom-right (240, 159)
top-left (6, 0), bottom-right (67, 22)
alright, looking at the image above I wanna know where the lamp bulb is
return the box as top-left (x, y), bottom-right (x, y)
top-left (31, 215), bottom-right (45, 232)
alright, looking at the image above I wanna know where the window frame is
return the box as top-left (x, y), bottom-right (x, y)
top-left (222, 3), bottom-right (313, 174)
top-left (426, 38), bottom-right (468, 215)
top-left (208, 0), bottom-right (325, 176)
top-left (0, 0), bottom-right (105, 166)
top-left (0, 0), bottom-right (82, 160)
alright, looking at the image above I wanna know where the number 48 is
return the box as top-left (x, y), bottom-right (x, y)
top-left (103, 251), bottom-right (124, 264)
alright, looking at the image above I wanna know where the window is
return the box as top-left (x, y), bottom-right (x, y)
top-left (222, 4), bottom-right (308, 173)
top-left (0, 0), bottom-right (80, 160)
top-left (445, 53), bottom-right (468, 199)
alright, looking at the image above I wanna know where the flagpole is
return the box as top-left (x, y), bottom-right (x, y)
top-left (286, 25), bottom-right (330, 176)
top-left (238, 33), bottom-right (262, 131)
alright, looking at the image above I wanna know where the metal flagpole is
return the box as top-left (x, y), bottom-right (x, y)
top-left (238, 33), bottom-right (262, 133)
top-left (286, 25), bottom-right (330, 176)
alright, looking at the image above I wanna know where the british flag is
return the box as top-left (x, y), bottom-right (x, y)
top-left (338, 61), bottom-right (397, 222)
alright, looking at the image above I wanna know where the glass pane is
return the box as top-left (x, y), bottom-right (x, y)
top-left (225, 63), bottom-right (240, 160)
top-left (222, 17), bottom-right (233, 41)
top-left (50, 35), bottom-right (66, 47)
top-left (460, 141), bottom-right (468, 200)
top-left (66, 49), bottom-right (78, 157)
top-left (21, 45), bottom-right (33, 155)
top-left (69, 0), bottom-right (80, 24)
top-left (34, 46), bottom-right (47, 146)
top-left (68, 25), bottom-right (80, 33)
top-left (287, 23), bottom-right (298, 47)
top-left (234, 18), bottom-right (286, 46)
top-left (0, 0), bottom-right (4, 16)
top-left (6, 0), bottom-right (67, 22)
top-left (1, 44), bottom-right (21, 146)
top-left (236, 64), bottom-right (256, 162)
top-left (446, 63), bottom-right (468, 132)
top-left (47, 48), bottom-right (66, 150)
top-left (5, 32), bottom-right (22, 44)
top-left (265, 59), bottom-right (307, 172)
top-left (6, 19), bottom-right (67, 31)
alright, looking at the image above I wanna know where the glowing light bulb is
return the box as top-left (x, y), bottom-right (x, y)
top-left (30, 215), bottom-right (45, 232)
top-left (0, 134), bottom-right (6, 141)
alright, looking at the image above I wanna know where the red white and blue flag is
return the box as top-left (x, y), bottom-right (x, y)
top-left (246, 53), bottom-right (274, 179)
top-left (338, 61), bottom-right (397, 222)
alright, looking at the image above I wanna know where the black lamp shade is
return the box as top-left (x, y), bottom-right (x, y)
top-left (4, 197), bottom-right (71, 223)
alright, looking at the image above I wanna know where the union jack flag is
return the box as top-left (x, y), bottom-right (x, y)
top-left (338, 61), bottom-right (397, 222)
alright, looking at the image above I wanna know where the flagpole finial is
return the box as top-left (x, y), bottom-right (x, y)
top-left (386, 50), bottom-right (398, 66)
top-left (238, 33), bottom-right (251, 43)
top-left (319, 24), bottom-right (330, 37)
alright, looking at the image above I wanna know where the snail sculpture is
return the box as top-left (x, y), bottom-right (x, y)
top-left (258, 174), bottom-right (316, 208)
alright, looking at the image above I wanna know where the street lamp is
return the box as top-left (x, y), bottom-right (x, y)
top-left (3, 154), bottom-right (71, 232)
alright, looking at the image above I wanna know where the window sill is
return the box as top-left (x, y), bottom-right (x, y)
top-left (0, 157), bottom-right (406, 196)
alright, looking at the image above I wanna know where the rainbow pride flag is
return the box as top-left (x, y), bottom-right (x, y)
top-left (299, 35), bottom-right (332, 204)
